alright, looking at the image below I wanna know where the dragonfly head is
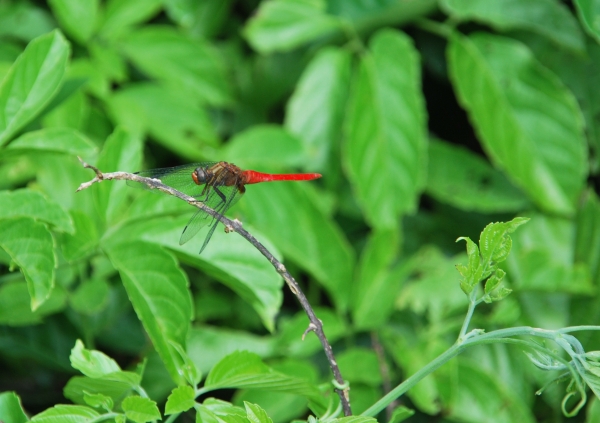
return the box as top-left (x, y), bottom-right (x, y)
top-left (191, 167), bottom-right (209, 185)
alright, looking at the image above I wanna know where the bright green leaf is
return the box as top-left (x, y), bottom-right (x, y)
top-left (106, 241), bottom-right (193, 385)
top-left (245, 401), bottom-right (273, 423)
top-left (7, 127), bottom-right (97, 158)
top-left (0, 3), bottom-right (55, 42)
top-left (448, 33), bottom-right (587, 215)
top-left (0, 30), bottom-right (70, 146)
top-left (82, 391), bottom-right (113, 411)
top-left (0, 189), bottom-right (73, 233)
top-left (70, 340), bottom-right (121, 378)
top-left (244, 0), bottom-right (341, 53)
top-left (95, 127), bottom-right (142, 224)
top-left (165, 385), bottom-right (195, 415)
top-left (285, 47), bottom-right (351, 170)
top-left (441, 0), bottom-right (585, 53)
top-left (122, 396), bottom-right (161, 423)
top-left (0, 391), bottom-right (28, 423)
top-left (59, 210), bottom-right (99, 261)
top-left (163, 0), bottom-right (232, 38)
top-left (30, 405), bottom-right (99, 423)
top-left (388, 406), bottom-right (415, 423)
top-left (337, 348), bottom-right (382, 386)
top-left (0, 217), bottom-right (56, 310)
top-left (69, 278), bottom-right (109, 315)
top-left (98, 0), bottom-right (162, 39)
top-left (63, 375), bottom-right (138, 406)
top-left (574, 0), bottom-right (600, 44)
top-left (205, 351), bottom-right (323, 401)
top-left (48, 0), bottom-right (98, 43)
top-left (344, 29), bottom-right (427, 228)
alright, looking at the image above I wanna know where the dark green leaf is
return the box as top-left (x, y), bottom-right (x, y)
top-left (0, 30), bottom-right (70, 146)
top-left (163, 0), bottom-right (232, 38)
top-left (574, 0), bottom-right (600, 43)
top-left (48, 0), bottom-right (98, 43)
top-left (63, 376), bottom-right (135, 406)
top-left (59, 211), bottom-right (99, 261)
top-left (122, 396), bottom-right (161, 423)
top-left (0, 217), bottom-right (56, 310)
top-left (388, 406), bottom-right (415, 423)
top-left (575, 191), bottom-right (600, 285)
top-left (69, 278), bottom-right (109, 315)
top-left (244, 0), bottom-right (341, 53)
top-left (337, 348), bottom-right (382, 386)
top-left (426, 138), bottom-right (529, 212)
top-left (441, 0), bottom-right (585, 53)
top-left (165, 385), bottom-right (195, 415)
top-left (106, 241), bottom-right (193, 385)
top-left (448, 33), bottom-right (587, 215)
top-left (0, 281), bottom-right (66, 326)
top-left (344, 29), bottom-right (427, 228)
top-left (0, 3), bottom-right (55, 42)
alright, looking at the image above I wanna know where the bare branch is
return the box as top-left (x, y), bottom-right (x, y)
top-left (77, 163), bottom-right (352, 416)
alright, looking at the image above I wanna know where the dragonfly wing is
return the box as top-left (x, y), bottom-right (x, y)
top-left (179, 209), bottom-right (210, 245)
top-left (127, 163), bottom-right (218, 197)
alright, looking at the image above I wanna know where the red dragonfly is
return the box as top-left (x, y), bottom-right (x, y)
top-left (129, 161), bottom-right (321, 253)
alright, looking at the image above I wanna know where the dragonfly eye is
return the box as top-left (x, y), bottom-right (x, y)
top-left (192, 168), bottom-right (208, 185)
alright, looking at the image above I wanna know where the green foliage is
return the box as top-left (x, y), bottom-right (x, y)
top-left (1, 1), bottom-right (600, 423)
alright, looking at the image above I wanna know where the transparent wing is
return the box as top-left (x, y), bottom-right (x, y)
top-left (127, 162), bottom-right (218, 197)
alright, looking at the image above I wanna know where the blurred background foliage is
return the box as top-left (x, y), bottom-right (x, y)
top-left (1, 0), bottom-right (600, 422)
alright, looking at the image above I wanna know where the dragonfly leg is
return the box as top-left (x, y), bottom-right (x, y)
top-left (213, 186), bottom-right (227, 203)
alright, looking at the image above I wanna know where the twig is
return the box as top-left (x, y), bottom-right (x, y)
top-left (76, 158), bottom-right (352, 416)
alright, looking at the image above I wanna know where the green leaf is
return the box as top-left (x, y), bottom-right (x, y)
top-left (106, 241), bottom-right (193, 385)
top-left (456, 236), bottom-right (480, 292)
top-left (0, 30), bottom-right (70, 146)
top-left (241, 181), bottom-right (354, 311)
top-left (63, 375), bottom-right (137, 406)
top-left (484, 268), bottom-right (506, 294)
top-left (0, 189), bottom-right (73, 233)
top-left (245, 402), bottom-right (273, 423)
top-left (479, 217), bottom-right (529, 265)
top-left (163, 0), bottom-right (232, 38)
top-left (122, 396), bottom-right (161, 423)
top-left (121, 27), bottom-right (232, 106)
top-left (574, 0), bottom-right (600, 44)
top-left (344, 29), bottom-right (427, 228)
top-left (388, 406), bottom-right (415, 423)
top-left (441, 0), bottom-right (585, 54)
top-left (0, 3), bottom-right (55, 42)
top-left (48, 0), bottom-right (98, 43)
top-left (82, 391), bottom-right (113, 411)
top-left (352, 228), bottom-right (402, 329)
top-left (107, 83), bottom-right (218, 160)
top-left (285, 47), bottom-right (351, 171)
top-left (575, 191), bottom-right (600, 285)
top-left (205, 351), bottom-right (323, 400)
top-left (98, 0), bottom-right (162, 39)
top-left (7, 127), bottom-right (97, 158)
top-left (223, 125), bottom-right (309, 170)
top-left (70, 340), bottom-right (121, 378)
top-left (30, 405), bottom-right (100, 423)
top-left (337, 348), bottom-right (382, 386)
top-left (331, 417), bottom-right (378, 423)
top-left (0, 391), bottom-right (28, 423)
top-left (165, 385), bottom-right (195, 415)
top-left (0, 217), bottom-right (56, 310)
top-left (202, 399), bottom-right (248, 422)
top-left (59, 210), bottom-right (100, 261)
top-left (107, 215), bottom-right (283, 332)
top-left (0, 281), bottom-right (66, 325)
top-left (448, 33), bottom-right (587, 215)
top-left (244, 0), bottom-right (341, 54)
top-left (69, 278), bottom-right (109, 315)
top-left (95, 127), bottom-right (142, 224)
top-left (426, 138), bottom-right (529, 212)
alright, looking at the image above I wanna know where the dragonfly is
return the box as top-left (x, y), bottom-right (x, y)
top-left (128, 161), bottom-right (321, 253)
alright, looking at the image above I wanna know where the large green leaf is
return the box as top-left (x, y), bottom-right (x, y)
top-left (106, 241), bottom-right (193, 385)
top-left (448, 33), bottom-right (587, 215)
top-left (241, 181), bottom-right (354, 311)
top-left (285, 47), bottom-right (351, 171)
top-left (0, 30), bottom-right (70, 146)
top-left (30, 405), bottom-right (99, 423)
top-left (95, 127), bottom-right (142, 225)
top-left (121, 26), bottom-right (232, 106)
top-left (351, 228), bottom-right (405, 330)
top-left (0, 189), bottom-right (73, 233)
top-left (97, 0), bottom-right (162, 39)
top-left (48, 0), bottom-right (98, 43)
top-left (244, 0), bottom-right (341, 54)
top-left (0, 281), bottom-right (66, 326)
top-left (106, 213), bottom-right (283, 332)
top-left (204, 351), bottom-right (323, 402)
top-left (0, 217), bottom-right (56, 310)
top-left (344, 29), bottom-right (427, 228)
top-left (574, 0), bottom-right (600, 43)
top-left (107, 83), bottom-right (218, 160)
top-left (426, 139), bottom-right (529, 212)
top-left (0, 391), bottom-right (28, 423)
top-left (441, 0), bottom-right (585, 54)
top-left (7, 127), bottom-right (97, 158)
